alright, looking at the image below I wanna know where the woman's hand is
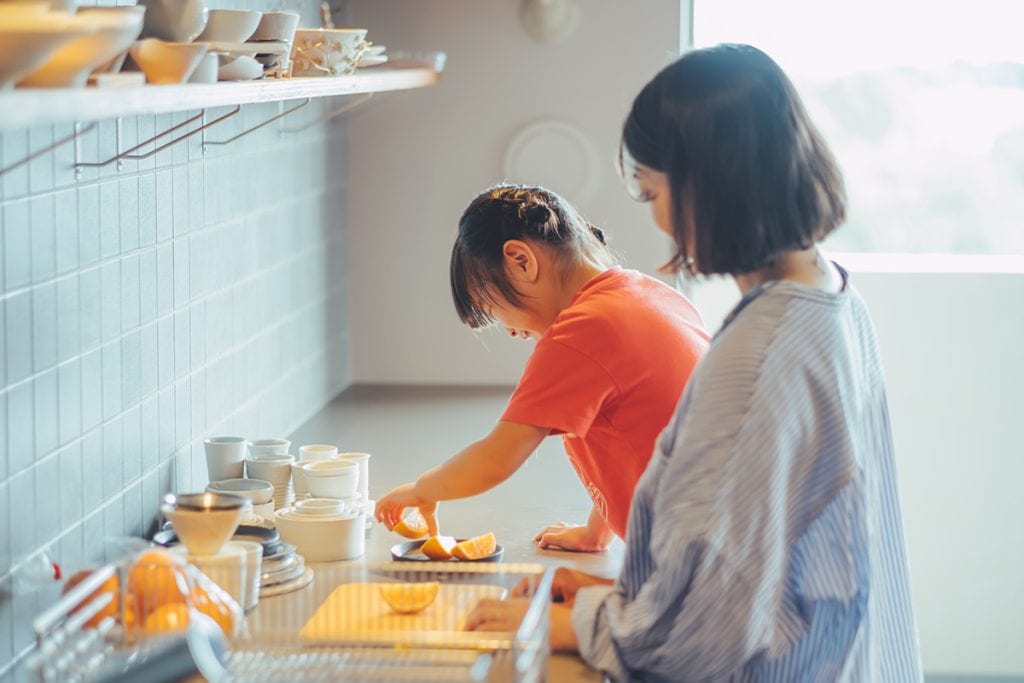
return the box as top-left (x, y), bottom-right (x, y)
top-left (465, 598), bottom-right (578, 653)
top-left (511, 566), bottom-right (613, 604)
top-left (374, 483), bottom-right (439, 536)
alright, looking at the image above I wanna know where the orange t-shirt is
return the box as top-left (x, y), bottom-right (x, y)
top-left (501, 266), bottom-right (709, 538)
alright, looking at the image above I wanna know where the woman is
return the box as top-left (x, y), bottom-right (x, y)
top-left (466, 44), bottom-right (922, 681)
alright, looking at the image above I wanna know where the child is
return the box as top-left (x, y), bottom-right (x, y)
top-left (375, 184), bottom-right (710, 552)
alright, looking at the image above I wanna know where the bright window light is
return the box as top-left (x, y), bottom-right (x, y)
top-left (693, 0), bottom-right (1024, 259)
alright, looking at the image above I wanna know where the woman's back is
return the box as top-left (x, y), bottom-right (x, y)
top-left (572, 267), bottom-right (922, 681)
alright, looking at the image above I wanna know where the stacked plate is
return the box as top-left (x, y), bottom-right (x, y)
top-left (259, 541), bottom-right (311, 597)
top-left (272, 479), bottom-right (295, 510)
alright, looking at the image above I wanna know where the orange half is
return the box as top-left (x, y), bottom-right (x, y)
top-left (451, 532), bottom-right (497, 561)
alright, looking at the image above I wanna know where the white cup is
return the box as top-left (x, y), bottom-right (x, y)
top-left (291, 461), bottom-right (309, 497)
top-left (333, 452), bottom-right (371, 501)
top-left (245, 453), bottom-right (294, 487)
top-left (248, 438), bottom-right (290, 456)
top-left (204, 436), bottom-right (247, 482)
top-left (299, 444), bottom-right (338, 462)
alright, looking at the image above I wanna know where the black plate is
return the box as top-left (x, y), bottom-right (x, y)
top-left (390, 539), bottom-right (504, 563)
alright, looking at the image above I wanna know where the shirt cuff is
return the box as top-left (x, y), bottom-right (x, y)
top-left (572, 584), bottom-right (627, 681)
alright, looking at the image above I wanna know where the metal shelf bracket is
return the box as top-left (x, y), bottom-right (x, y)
top-left (0, 122), bottom-right (97, 177)
top-left (74, 106), bottom-right (241, 170)
top-left (204, 97), bottom-right (311, 150)
top-left (280, 92), bottom-right (374, 134)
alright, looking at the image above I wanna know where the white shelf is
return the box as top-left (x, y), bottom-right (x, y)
top-left (0, 65), bottom-right (440, 131)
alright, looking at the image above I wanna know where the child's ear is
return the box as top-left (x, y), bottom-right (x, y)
top-left (502, 240), bottom-right (540, 283)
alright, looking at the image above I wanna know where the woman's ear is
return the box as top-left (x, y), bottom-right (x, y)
top-left (502, 240), bottom-right (540, 283)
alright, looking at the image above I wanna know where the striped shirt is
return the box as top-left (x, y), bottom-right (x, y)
top-left (571, 267), bottom-right (923, 682)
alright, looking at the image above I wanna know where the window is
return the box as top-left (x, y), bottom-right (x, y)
top-left (692, 0), bottom-right (1024, 257)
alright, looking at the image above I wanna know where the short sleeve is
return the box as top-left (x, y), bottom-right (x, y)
top-left (501, 339), bottom-right (618, 437)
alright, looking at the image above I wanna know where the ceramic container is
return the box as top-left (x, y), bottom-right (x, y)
top-left (206, 478), bottom-right (274, 505)
top-left (217, 54), bottom-right (262, 81)
top-left (250, 11), bottom-right (298, 43)
top-left (161, 492), bottom-right (248, 556)
top-left (245, 453), bottom-right (293, 486)
top-left (171, 541), bottom-right (248, 608)
top-left (187, 50), bottom-right (218, 83)
top-left (298, 444), bottom-right (337, 462)
top-left (290, 27), bottom-right (367, 77)
top-left (248, 438), bottom-right (290, 456)
top-left (332, 452), bottom-right (371, 501)
top-left (0, 11), bottom-right (93, 90)
top-left (203, 435), bottom-right (247, 482)
top-left (19, 6), bottom-right (144, 87)
top-left (302, 460), bottom-right (358, 500)
top-left (196, 8), bottom-right (261, 43)
top-left (139, 0), bottom-right (208, 43)
top-left (274, 502), bottom-right (364, 562)
top-left (130, 38), bottom-right (208, 84)
top-left (290, 461), bottom-right (309, 497)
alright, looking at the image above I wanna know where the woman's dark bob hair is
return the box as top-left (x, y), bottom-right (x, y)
top-left (621, 43), bottom-right (846, 275)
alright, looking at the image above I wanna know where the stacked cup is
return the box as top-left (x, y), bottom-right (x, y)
top-left (247, 439), bottom-right (294, 510)
top-left (293, 444), bottom-right (337, 498)
top-left (204, 436), bottom-right (247, 482)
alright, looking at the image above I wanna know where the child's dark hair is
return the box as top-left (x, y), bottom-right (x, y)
top-left (451, 184), bottom-right (614, 329)
top-left (621, 43), bottom-right (846, 275)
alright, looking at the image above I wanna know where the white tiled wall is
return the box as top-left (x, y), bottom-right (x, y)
top-left (0, 8), bottom-right (352, 672)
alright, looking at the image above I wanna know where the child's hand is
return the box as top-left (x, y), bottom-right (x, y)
top-left (375, 483), bottom-right (439, 536)
top-left (534, 522), bottom-right (612, 552)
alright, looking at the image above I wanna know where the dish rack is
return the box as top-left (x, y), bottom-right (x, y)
top-left (29, 560), bottom-right (553, 683)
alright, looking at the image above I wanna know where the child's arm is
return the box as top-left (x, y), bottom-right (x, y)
top-left (376, 420), bottom-right (549, 533)
top-left (534, 505), bottom-right (616, 552)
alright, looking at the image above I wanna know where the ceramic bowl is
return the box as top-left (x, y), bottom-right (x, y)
top-left (332, 452), bottom-right (371, 500)
top-left (196, 9), bottom-right (261, 43)
top-left (139, 0), bottom-right (208, 43)
top-left (161, 491), bottom-right (248, 556)
top-left (302, 460), bottom-right (358, 500)
top-left (217, 54), bottom-right (261, 81)
top-left (245, 453), bottom-right (293, 486)
top-left (206, 478), bottom-right (274, 505)
top-left (290, 461), bottom-right (309, 497)
top-left (187, 50), bottom-right (218, 83)
top-left (274, 505), bottom-right (364, 562)
top-left (129, 38), bottom-right (208, 84)
top-left (0, 12), bottom-right (93, 90)
top-left (248, 438), bottom-right (290, 456)
top-left (250, 11), bottom-right (298, 43)
top-left (19, 7), bottom-right (144, 87)
top-left (290, 28), bottom-right (367, 77)
top-left (298, 444), bottom-right (337, 462)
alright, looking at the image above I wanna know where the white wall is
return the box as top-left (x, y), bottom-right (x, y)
top-left (347, 1), bottom-right (1024, 676)
top-left (349, 0), bottom-right (681, 384)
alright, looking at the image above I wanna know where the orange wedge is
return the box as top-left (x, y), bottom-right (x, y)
top-left (451, 532), bottom-right (497, 561)
top-left (393, 511), bottom-right (429, 539)
top-left (420, 535), bottom-right (457, 561)
top-left (379, 581), bottom-right (440, 614)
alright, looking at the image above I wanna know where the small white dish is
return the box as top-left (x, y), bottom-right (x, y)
top-left (197, 9), bottom-right (261, 43)
top-left (302, 460), bottom-right (358, 500)
top-left (206, 478), bottom-right (274, 505)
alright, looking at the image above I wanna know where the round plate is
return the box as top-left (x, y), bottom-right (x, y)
top-left (259, 567), bottom-right (313, 598)
top-left (390, 539), bottom-right (504, 563)
top-left (502, 119), bottom-right (600, 203)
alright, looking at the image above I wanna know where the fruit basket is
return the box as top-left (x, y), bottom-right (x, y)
top-left (29, 558), bottom-right (553, 683)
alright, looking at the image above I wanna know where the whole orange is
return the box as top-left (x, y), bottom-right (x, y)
top-left (63, 569), bottom-right (119, 628)
top-left (128, 549), bottom-right (189, 617)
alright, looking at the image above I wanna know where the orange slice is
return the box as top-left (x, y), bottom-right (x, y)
top-left (420, 535), bottom-right (457, 561)
top-left (393, 511), bottom-right (429, 539)
top-left (379, 581), bottom-right (440, 614)
top-left (451, 532), bottom-right (497, 561)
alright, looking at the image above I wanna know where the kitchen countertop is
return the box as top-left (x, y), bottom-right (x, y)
top-left (261, 385), bottom-right (625, 681)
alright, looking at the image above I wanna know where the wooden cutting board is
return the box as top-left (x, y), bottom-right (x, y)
top-left (300, 582), bottom-right (510, 646)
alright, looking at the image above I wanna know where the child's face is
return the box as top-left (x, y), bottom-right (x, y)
top-left (634, 168), bottom-right (673, 238)
top-left (479, 287), bottom-right (549, 342)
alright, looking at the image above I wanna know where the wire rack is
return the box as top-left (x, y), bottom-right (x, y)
top-left (29, 560), bottom-right (553, 683)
